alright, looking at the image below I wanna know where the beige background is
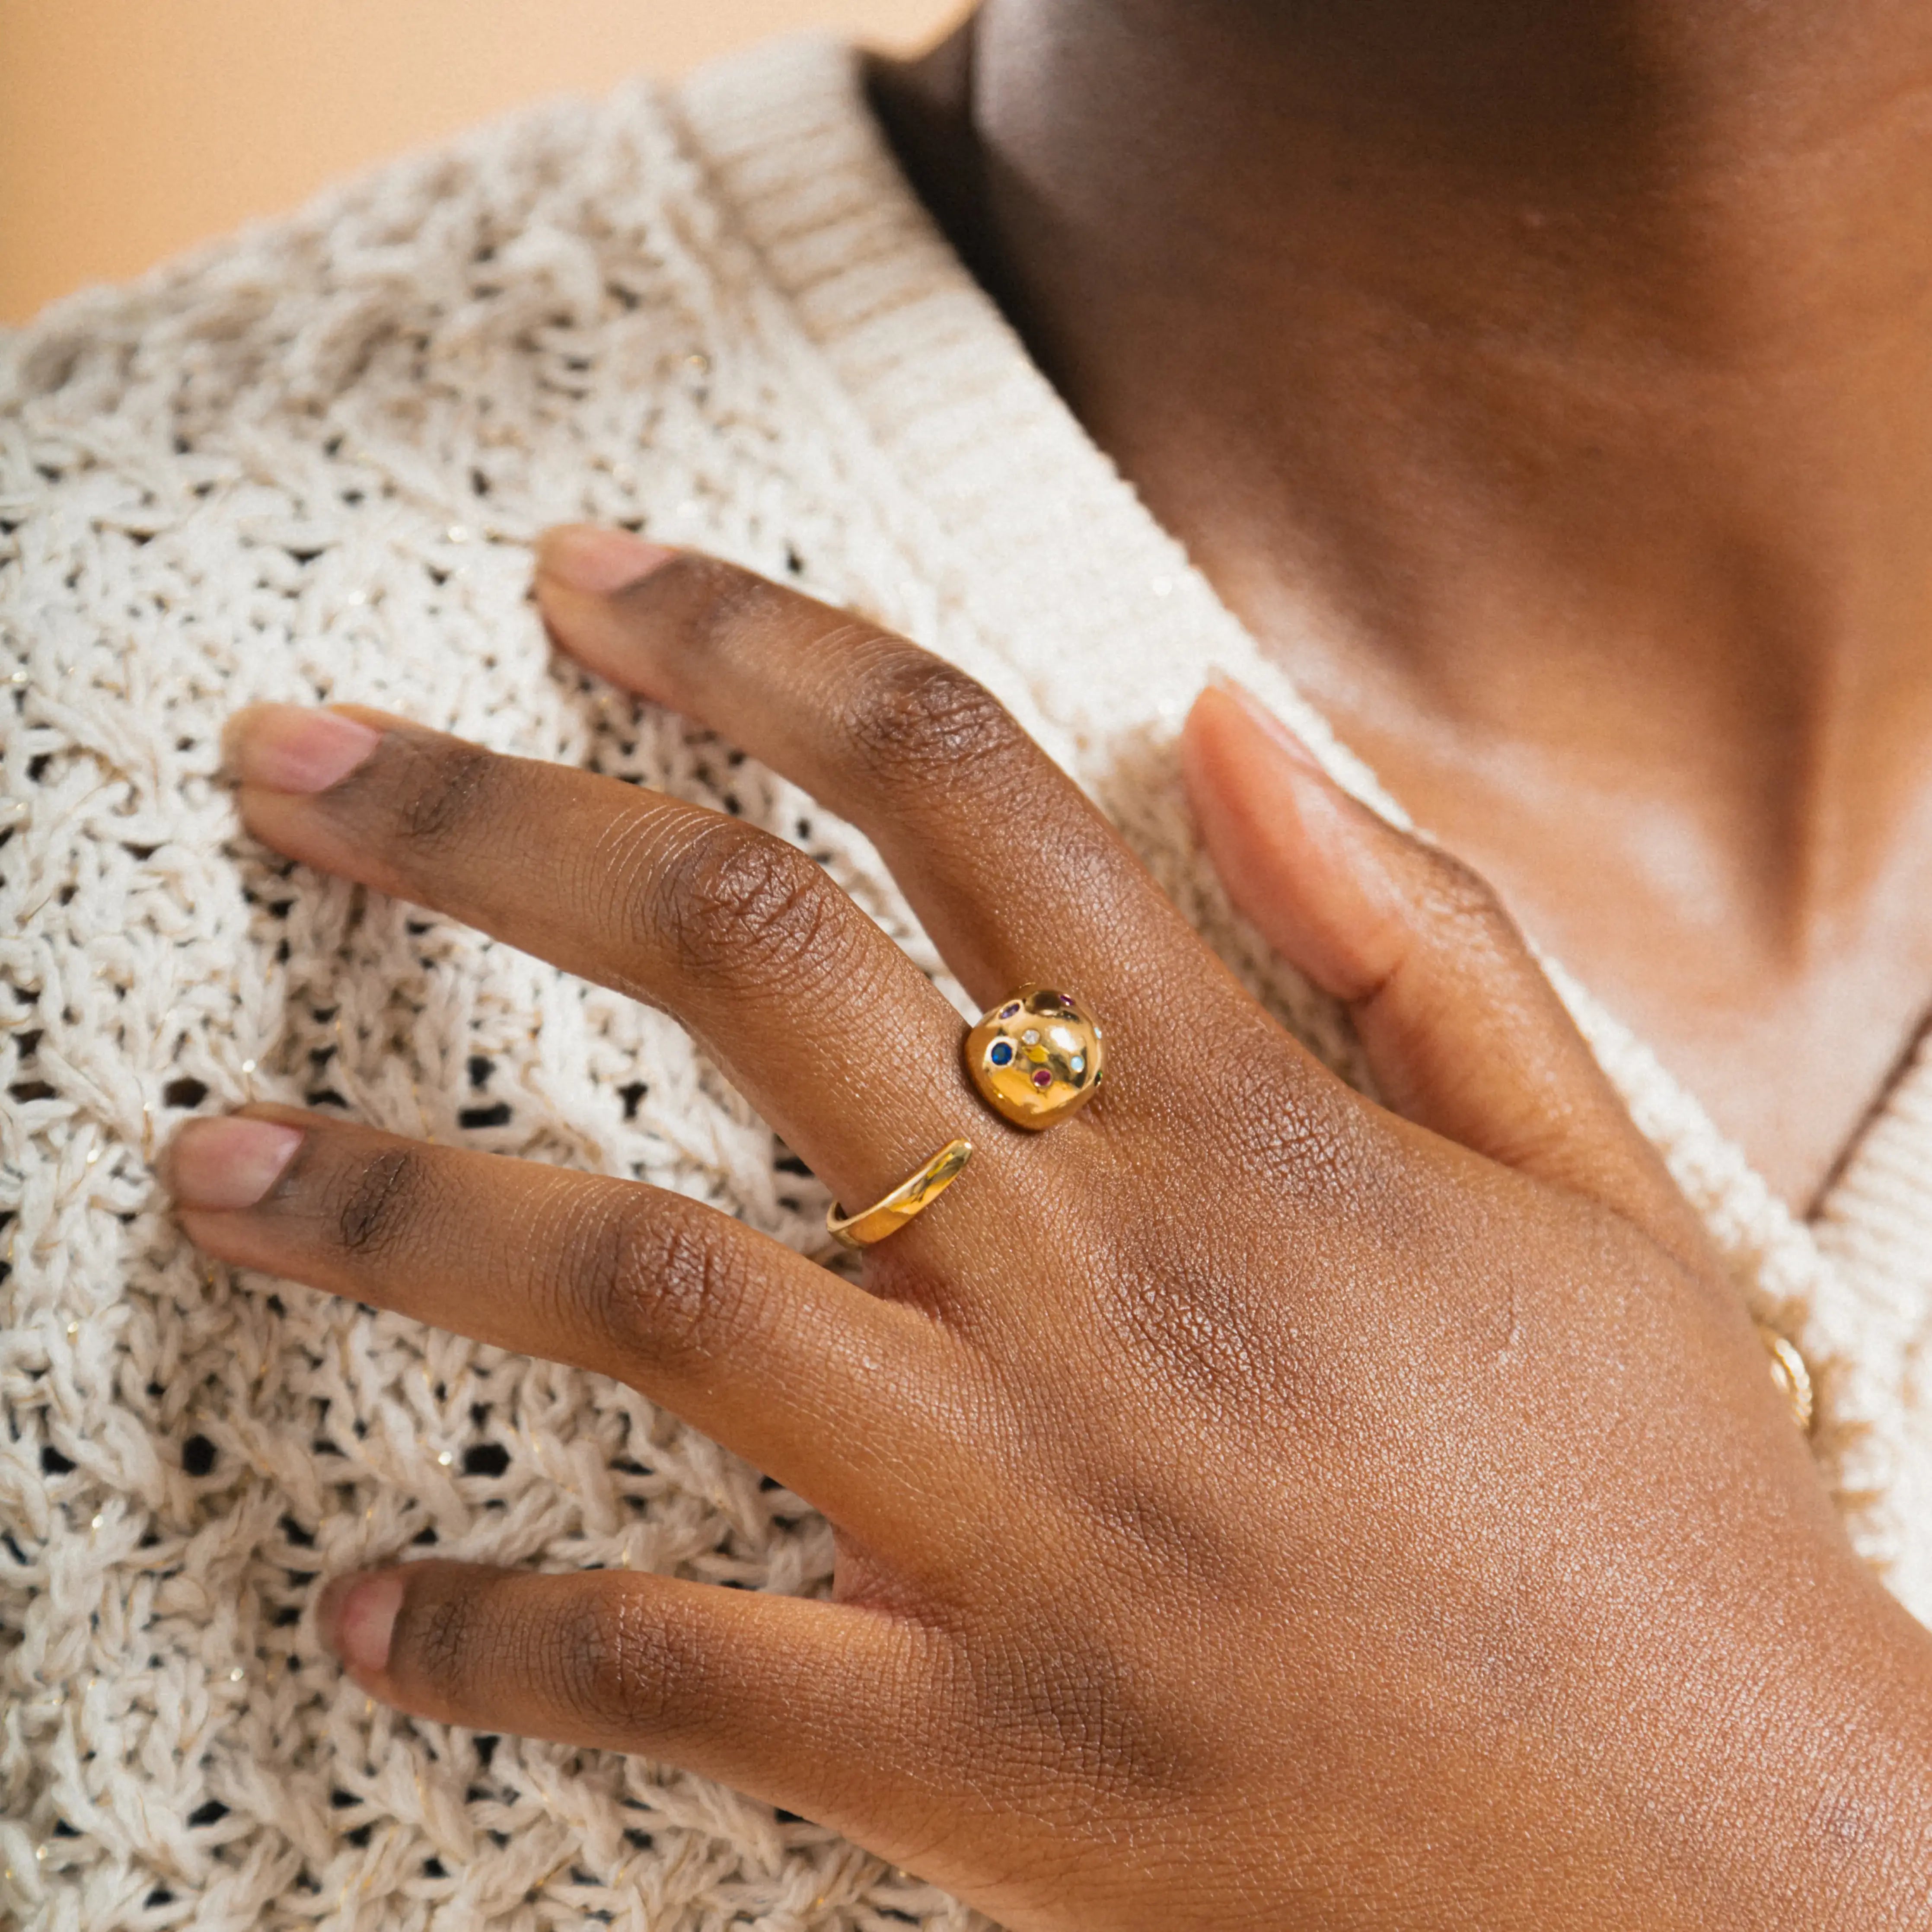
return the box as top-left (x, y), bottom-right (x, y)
top-left (0, 1), bottom-right (963, 324)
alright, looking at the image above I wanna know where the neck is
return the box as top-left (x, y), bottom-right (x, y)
top-left (872, 0), bottom-right (1932, 934)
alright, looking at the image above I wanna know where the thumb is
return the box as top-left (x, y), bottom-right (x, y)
top-left (1182, 679), bottom-right (1701, 1246)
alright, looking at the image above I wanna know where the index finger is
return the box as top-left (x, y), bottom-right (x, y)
top-left (536, 535), bottom-right (1228, 1046)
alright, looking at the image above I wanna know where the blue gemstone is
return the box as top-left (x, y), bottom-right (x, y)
top-left (999, 1003), bottom-right (1021, 1020)
top-left (989, 1040), bottom-right (1015, 1067)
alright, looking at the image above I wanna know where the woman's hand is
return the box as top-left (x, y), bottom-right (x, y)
top-left (172, 528), bottom-right (1932, 1930)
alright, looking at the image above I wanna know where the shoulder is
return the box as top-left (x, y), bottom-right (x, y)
top-left (0, 35), bottom-right (883, 446)
top-left (0, 35), bottom-right (923, 1097)
top-left (0, 39), bottom-right (902, 684)
top-left (1, 75), bottom-right (712, 435)
top-left (0, 49), bottom-right (861, 773)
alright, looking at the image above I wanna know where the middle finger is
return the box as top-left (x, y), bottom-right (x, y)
top-left (227, 704), bottom-right (977, 1218)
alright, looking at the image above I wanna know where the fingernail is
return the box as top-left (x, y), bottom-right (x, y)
top-left (227, 705), bottom-right (382, 794)
top-left (172, 1116), bottom-right (303, 1210)
top-left (536, 525), bottom-right (677, 596)
top-left (1208, 672), bottom-right (1328, 779)
top-left (319, 1572), bottom-right (403, 1674)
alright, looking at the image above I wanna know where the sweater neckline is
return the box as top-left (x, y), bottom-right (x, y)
top-left (671, 37), bottom-right (1932, 1386)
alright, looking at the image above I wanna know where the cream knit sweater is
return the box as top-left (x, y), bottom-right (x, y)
top-left (4, 34), bottom-right (1931, 1932)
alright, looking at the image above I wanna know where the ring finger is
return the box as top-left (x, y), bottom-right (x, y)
top-left (172, 1107), bottom-right (964, 1530)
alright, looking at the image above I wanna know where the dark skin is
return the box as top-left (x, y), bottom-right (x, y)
top-left (171, 536), bottom-right (1932, 1926)
top-left (869, 0), bottom-right (1932, 1211)
top-left (162, 3), bottom-right (1932, 1921)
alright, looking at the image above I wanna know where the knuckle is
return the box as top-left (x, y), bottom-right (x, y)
top-left (836, 651), bottom-right (1029, 791)
top-left (360, 732), bottom-right (500, 855)
top-left (395, 1577), bottom-right (695, 1742)
top-left (587, 1200), bottom-right (755, 1378)
top-left (326, 1145), bottom-right (427, 1258)
top-left (1415, 843), bottom-right (1515, 940)
top-left (659, 555), bottom-right (794, 659)
top-left (548, 1588), bottom-right (683, 1737)
top-left (1106, 1248), bottom-right (1278, 1412)
top-left (645, 819), bottom-right (842, 989)
top-left (405, 1583), bottom-right (487, 1698)
top-left (964, 1617), bottom-right (1196, 1804)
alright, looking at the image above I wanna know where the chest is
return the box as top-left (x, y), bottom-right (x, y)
top-left (1329, 720), bottom-right (1932, 1214)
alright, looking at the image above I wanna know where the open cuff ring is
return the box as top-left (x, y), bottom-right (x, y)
top-left (824, 986), bottom-right (1103, 1250)
top-left (826, 1138), bottom-right (974, 1249)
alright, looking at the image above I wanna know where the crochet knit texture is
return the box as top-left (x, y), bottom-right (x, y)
top-left (5, 34), bottom-right (1932, 1932)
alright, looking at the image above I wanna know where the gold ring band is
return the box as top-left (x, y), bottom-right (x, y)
top-left (826, 1138), bottom-right (973, 1249)
top-left (1756, 1321), bottom-right (1815, 1435)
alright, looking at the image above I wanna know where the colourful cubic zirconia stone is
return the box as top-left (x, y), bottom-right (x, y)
top-left (964, 985), bottom-right (1106, 1129)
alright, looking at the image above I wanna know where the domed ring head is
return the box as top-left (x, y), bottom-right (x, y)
top-left (965, 986), bottom-right (1104, 1130)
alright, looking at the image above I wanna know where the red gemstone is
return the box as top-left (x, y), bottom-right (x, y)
top-left (1032, 1068), bottom-right (1053, 1088)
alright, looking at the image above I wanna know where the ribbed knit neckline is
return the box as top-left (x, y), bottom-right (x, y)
top-left (676, 34), bottom-right (1932, 1597)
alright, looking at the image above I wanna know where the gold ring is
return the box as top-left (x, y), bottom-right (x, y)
top-left (826, 1138), bottom-right (973, 1249)
top-left (1756, 1321), bottom-right (1815, 1435)
top-left (966, 986), bottom-right (1105, 1130)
